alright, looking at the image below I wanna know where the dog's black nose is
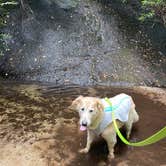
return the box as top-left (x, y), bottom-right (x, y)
top-left (82, 122), bottom-right (87, 126)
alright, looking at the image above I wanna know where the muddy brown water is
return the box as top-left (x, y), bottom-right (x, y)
top-left (0, 81), bottom-right (166, 166)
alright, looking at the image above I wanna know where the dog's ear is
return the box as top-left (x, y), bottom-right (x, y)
top-left (69, 95), bottom-right (83, 111)
top-left (95, 99), bottom-right (104, 112)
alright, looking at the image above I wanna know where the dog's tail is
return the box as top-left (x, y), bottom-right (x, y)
top-left (131, 98), bottom-right (139, 123)
top-left (133, 108), bottom-right (139, 123)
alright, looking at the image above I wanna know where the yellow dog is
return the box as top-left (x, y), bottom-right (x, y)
top-left (70, 93), bottom-right (139, 159)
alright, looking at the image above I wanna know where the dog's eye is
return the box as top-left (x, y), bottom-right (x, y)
top-left (89, 110), bottom-right (93, 113)
top-left (81, 108), bottom-right (85, 111)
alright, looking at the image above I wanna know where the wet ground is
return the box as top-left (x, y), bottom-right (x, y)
top-left (0, 81), bottom-right (165, 166)
top-left (0, 0), bottom-right (166, 86)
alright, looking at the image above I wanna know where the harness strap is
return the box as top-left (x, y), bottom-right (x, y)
top-left (105, 97), bottom-right (166, 146)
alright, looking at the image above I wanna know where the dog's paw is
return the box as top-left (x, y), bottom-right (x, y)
top-left (108, 153), bottom-right (115, 160)
top-left (79, 148), bottom-right (89, 154)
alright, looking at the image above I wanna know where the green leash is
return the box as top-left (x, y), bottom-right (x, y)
top-left (105, 97), bottom-right (166, 146)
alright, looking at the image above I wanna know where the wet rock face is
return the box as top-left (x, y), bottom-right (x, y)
top-left (0, 0), bottom-right (166, 86)
top-left (51, 0), bottom-right (79, 9)
top-left (0, 0), bottom-right (121, 84)
top-left (40, 0), bottom-right (79, 9)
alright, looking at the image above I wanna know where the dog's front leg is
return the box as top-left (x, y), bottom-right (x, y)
top-left (79, 130), bottom-right (95, 153)
top-left (102, 126), bottom-right (117, 159)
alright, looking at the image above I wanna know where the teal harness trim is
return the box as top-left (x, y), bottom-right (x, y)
top-left (104, 96), bottom-right (129, 112)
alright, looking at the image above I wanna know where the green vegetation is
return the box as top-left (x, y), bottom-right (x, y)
top-left (0, 0), bottom-right (18, 56)
top-left (139, 0), bottom-right (165, 24)
top-left (120, 0), bottom-right (165, 25)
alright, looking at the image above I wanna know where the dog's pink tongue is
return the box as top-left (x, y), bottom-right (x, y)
top-left (80, 125), bottom-right (87, 131)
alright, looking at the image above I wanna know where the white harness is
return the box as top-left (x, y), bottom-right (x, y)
top-left (94, 93), bottom-right (131, 135)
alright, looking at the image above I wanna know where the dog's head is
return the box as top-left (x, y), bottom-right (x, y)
top-left (69, 96), bottom-right (104, 130)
